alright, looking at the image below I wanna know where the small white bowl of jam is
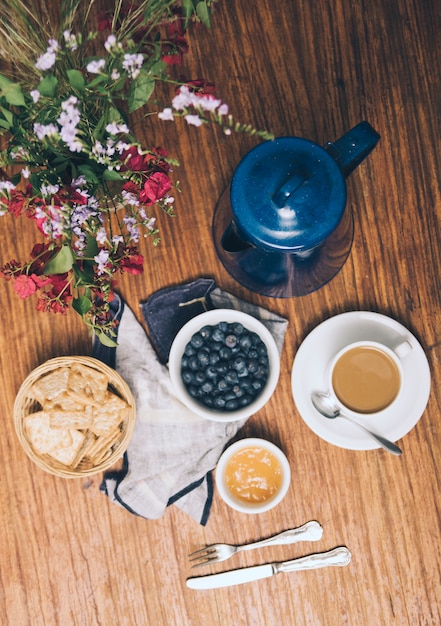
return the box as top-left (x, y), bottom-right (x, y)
top-left (215, 438), bottom-right (291, 514)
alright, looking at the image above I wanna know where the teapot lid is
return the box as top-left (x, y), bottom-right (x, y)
top-left (230, 137), bottom-right (347, 252)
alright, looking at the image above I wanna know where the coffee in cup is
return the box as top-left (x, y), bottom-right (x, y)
top-left (329, 340), bottom-right (410, 414)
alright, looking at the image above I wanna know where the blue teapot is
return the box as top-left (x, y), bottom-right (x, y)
top-left (213, 122), bottom-right (380, 297)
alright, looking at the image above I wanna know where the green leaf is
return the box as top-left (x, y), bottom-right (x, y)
top-left (102, 168), bottom-right (122, 181)
top-left (128, 70), bottom-right (155, 113)
top-left (77, 164), bottom-right (100, 186)
top-left (72, 295), bottom-right (92, 315)
top-left (95, 330), bottom-right (118, 347)
top-left (182, 0), bottom-right (196, 24)
top-left (0, 74), bottom-right (24, 105)
top-left (1, 107), bottom-right (14, 128)
top-left (196, 1), bottom-right (211, 28)
top-left (38, 75), bottom-right (58, 97)
top-left (87, 75), bottom-right (107, 88)
top-left (43, 245), bottom-right (74, 275)
top-left (67, 69), bottom-right (86, 92)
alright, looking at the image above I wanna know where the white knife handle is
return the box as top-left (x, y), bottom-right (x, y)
top-left (276, 547), bottom-right (352, 573)
top-left (239, 521), bottom-right (323, 553)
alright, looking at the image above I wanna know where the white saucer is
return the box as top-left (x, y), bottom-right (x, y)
top-left (291, 311), bottom-right (431, 451)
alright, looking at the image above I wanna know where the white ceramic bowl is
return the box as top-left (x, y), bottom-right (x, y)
top-left (168, 309), bottom-right (280, 422)
top-left (215, 438), bottom-right (291, 514)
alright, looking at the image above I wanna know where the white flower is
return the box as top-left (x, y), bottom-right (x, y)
top-left (158, 108), bottom-right (174, 121)
top-left (196, 97), bottom-right (222, 112)
top-left (105, 35), bottom-right (122, 52)
top-left (94, 249), bottom-right (110, 274)
top-left (96, 227), bottom-right (108, 245)
top-left (172, 86), bottom-right (194, 110)
top-left (218, 103), bottom-right (229, 116)
top-left (33, 122), bottom-right (58, 140)
top-left (106, 121), bottom-right (129, 135)
top-left (30, 90), bottom-right (40, 103)
top-left (21, 167), bottom-right (30, 179)
top-left (63, 30), bottom-right (78, 51)
top-left (86, 59), bottom-right (106, 74)
top-left (35, 51), bottom-right (56, 71)
top-left (35, 38), bottom-right (59, 71)
top-left (111, 69), bottom-right (121, 80)
top-left (40, 183), bottom-right (59, 196)
top-left (122, 53), bottom-right (144, 78)
top-left (0, 181), bottom-right (16, 192)
top-left (185, 114), bottom-right (203, 127)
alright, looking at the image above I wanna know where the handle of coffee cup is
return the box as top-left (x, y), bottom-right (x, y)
top-left (393, 340), bottom-right (413, 359)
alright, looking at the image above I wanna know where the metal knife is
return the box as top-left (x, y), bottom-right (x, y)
top-left (186, 546), bottom-right (351, 590)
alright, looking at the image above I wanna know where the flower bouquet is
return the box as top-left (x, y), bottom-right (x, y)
top-left (0, 0), bottom-right (272, 344)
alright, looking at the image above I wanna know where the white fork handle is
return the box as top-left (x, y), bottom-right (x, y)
top-left (238, 521), bottom-right (323, 553)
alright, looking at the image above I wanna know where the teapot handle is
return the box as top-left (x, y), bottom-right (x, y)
top-left (324, 121), bottom-right (380, 177)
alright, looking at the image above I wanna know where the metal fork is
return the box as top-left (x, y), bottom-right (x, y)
top-left (188, 520), bottom-right (323, 568)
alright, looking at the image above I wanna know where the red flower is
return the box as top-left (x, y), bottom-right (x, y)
top-left (139, 172), bottom-right (171, 204)
top-left (162, 36), bottom-right (189, 65)
top-left (121, 146), bottom-right (146, 172)
top-left (120, 253), bottom-right (144, 275)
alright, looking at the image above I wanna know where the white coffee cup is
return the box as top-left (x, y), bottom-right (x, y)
top-left (328, 340), bottom-right (412, 417)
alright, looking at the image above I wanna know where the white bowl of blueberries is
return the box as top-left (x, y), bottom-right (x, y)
top-left (168, 309), bottom-right (280, 422)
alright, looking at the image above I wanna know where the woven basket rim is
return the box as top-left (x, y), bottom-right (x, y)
top-left (14, 356), bottom-right (136, 478)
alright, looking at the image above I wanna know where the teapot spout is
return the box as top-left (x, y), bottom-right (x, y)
top-left (324, 121), bottom-right (380, 177)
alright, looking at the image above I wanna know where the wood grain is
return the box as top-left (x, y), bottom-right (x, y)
top-left (1, 1), bottom-right (441, 624)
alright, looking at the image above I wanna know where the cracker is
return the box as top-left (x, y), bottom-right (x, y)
top-left (68, 364), bottom-right (109, 403)
top-left (25, 411), bottom-right (72, 454)
top-left (43, 391), bottom-right (86, 413)
top-left (90, 391), bottom-right (129, 436)
top-left (49, 406), bottom-right (93, 430)
top-left (47, 429), bottom-right (86, 466)
top-left (31, 367), bottom-right (70, 403)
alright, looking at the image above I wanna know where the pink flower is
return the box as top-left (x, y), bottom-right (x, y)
top-left (12, 274), bottom-right (38, 299)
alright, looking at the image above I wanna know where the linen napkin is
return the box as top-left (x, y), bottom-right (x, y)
top-left (92, 278), bottom-right (288, 525)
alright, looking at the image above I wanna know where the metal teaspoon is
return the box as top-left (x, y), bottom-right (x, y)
top-left (311, 391), bottom-right (402, 456)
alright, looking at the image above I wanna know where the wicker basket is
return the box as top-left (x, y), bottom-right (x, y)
top-left (14, 356), bottom-right (136, 478)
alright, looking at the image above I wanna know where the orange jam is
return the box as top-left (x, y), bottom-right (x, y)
top-left (224, 446), bottom-right (283, 503)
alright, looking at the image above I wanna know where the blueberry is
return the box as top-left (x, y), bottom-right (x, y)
top-left (201, 380), bottom-right (214, 394)
top-left (184, 344), bottom-right (197, 357)
top-left (200, 325), bottom-right (212, 339)
top-left (197, 349), bottom-right (210, 366)
top-left (205, 366), bottom-right (218, 379)
top-left (255, 365), bottom-right (268, 379)
top-left (239, 334), bottom-right (252, 350)
top-left (214, 396), bottom-right (227, 409)
top-left (225, 399), bottom-right (239, 411)
top-left (195, 370), bottom-right (206, 384)
top-left (212, 328), bottom-right (225, 342)
top-left (209, 351), bottom-right (220, 365)
top-left (219, 346), bottom-right (232, 360)
top-left (232, 356), bottom-right (246, 371)
top-left (217, 378), bottom-right (229, 392)
top-left (188, 355), bottom-right (199, 370)
top-left (225, 371), bottom-right (239, 385)
top-left (231, 323), bottom-right (244, 335)
top-left (182, 371), bottom-right (194, 384)
top-left (225, 334), bottom-right (237, 348)
top-left (190, 332), bottom-right (204, 348)
top-left (246, 358), bottom-right (259, 374)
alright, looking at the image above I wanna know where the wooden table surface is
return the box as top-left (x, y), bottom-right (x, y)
top-left (1, 1), bottom-right (441, 624)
